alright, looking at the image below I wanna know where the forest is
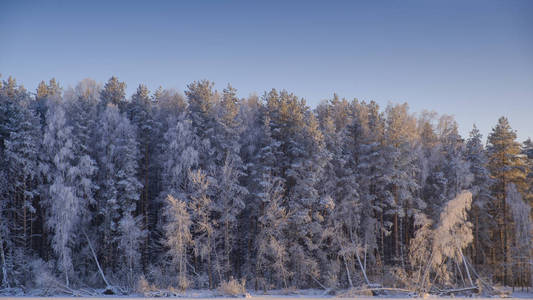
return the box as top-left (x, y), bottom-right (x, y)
top-left (0, 75), bottom-right (531, 296)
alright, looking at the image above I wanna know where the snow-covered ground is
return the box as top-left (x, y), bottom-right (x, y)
top-left (2, 296), bottom-right (533, 300)
top-left (3, 290), bottom-right (533, 299)
top-left (2, 287), bottom-right (533, 299)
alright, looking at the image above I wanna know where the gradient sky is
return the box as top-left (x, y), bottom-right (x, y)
top-left (1, 0), bottom-right (532, 141)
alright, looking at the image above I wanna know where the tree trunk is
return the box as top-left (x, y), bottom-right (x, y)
top-left (342, 255), bottom-right (353, 288)
top-left (394, 186), bottom-right (399, 259)
top-left (355, 248), bottom-right (370, 286)
top-left (82, 230), bottom-right (111, 287)
top-left (460, 248), bottom-right (474, 286)
top-left (0, 235), bottom-right (9, 288)
top-left (501, 178), bottom-right (508, 285)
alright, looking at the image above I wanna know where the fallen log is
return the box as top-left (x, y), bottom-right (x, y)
top-left (338, 286), bottom-right (415, 297)
top-left (438, 286), bottom-right (479, 295)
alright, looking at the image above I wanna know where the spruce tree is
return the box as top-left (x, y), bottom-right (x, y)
top-left (465, 125), bottom-right (492, 265)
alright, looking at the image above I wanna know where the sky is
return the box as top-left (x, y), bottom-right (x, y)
top-left (1, 0), bottom-right (532, 141)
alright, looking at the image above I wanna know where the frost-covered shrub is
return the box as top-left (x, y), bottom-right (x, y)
top-left (389, 267), bottom-right (411, 289)
top-left (136, 275), bottom-right (156, 295)
top-left (339, 287), bottom-right (373, 297)
top-left (30, 258), bottom-right (62, 294)
top-left (217, 278), bottom-right (246, 296)
top-left (279, 286), bottom-right (298, 295)
top-left (177, 275), bottom-right (190, 292)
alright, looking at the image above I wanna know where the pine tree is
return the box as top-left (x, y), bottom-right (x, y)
top-left (34, 78), bottom-right (62, 129)
top-left (213, 84), bottom-right (248, 280)
top-left (486, 117), bottom-right (528, 285)
top-left (185, 80), bottom-right (217, 144)
top-left (238, 96), bottom-right (282, 283)
top-left (0, 168), bottom-right (10, 288)
top-left (4, 102), bottom-right (41, 256)
top-left (384, 103), bottom-right (420, 264)
top-left (273, 92), bottom-right (327, 287)
top-left (0, 77), bottom-right (41, 286)
top-left (100, 76), bottom-right (126, 111)
top-left (351, 100), bottom-right (391, 277)
top-left (127, 84), bottom-right (159, 270)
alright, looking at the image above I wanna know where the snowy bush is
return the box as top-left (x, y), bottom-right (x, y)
top-left (136, 275), bottom-right (156, 295)
top-left (217, 278), bottom-right (246, 296)
top-left (30, 258), bottom-right (62, 294)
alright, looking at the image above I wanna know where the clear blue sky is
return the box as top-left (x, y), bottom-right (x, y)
top-left (1, 0), bottom-right (532, 141)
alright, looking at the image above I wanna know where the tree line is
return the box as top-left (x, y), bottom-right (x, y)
top-left (0, 75), bottom-right (531, 293)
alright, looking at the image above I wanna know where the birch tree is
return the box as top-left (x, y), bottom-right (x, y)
top-left (42, 102), bottom-right (94, 287)
top-left (163, 195), bottom-right (192, 290)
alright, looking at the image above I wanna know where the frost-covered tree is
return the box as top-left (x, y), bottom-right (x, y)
top-left (95, 104), bottom-right (142, 274)
top-left (506, 183), bottom-right (532, 288)
top-left (423, 116), bottom-right (471, 223)
top-left (214, 156), bottom-right (247, 280)
top-left (4, 97), bottom-right (41, 255)
top-left (486, 117), bottom-right (528, 284)
top-left (438, 116), bottom-right (472, 197)
top-left (255, 174), bottom-right (290, 289)
top-left (185, 80), bottom-right (217, 153)
top-left (160, 114), bottom-right (199, 201)
top-left (0, 168), bottom-right (12, 288)
top-left (238, 96), bottom-right (283, 282)
top-left (465, 125), bottom-right (492, 265)
top-left (384, 103), bottom-right (420, 263)
top-left (42, 102), bottom-right (95, 287)
top-left (334, 111), bottom-right (370, 287)
top-left (34, 78), bottom-right (61, 127)
top-left (271, 92), bottom-right (329, 288)
top-left (127, 84), bottom-right (159, 264)
top-left (522, 138), bottom-right (533, 211)
top-left (351, 100), bottom-right (392, 276)
top-left (408, 212), bottom-right (433, 290)
top-left (63, 79), bottom-right (100, 211)
top-left (188, 169), bottom-right (215, 288)
top-left (64, 79), bottom-right (100, 154)
top-left (100, 76), bottom-right (126, 111)
top-left (411, 191), bottom-right (474, 291)
top-left (0, 77), bottom-right (42, 287)
top-left (163, 195), bottom-right (192, 290)
top-left (212, 85), bottom-right (248, 280)
top-left (118, 212), bottom-right (146, 288)
top-left (58, 80), bottom-right (101, 280)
